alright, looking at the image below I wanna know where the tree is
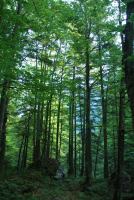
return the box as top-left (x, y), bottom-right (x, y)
top-left (124, 0), bottom-right (134, 128)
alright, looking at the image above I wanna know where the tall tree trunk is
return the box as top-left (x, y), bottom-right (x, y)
top-left (112, 128), bottom-right (117, 171)
top-left (0, 2), bottom-right (22, 171)
top-left (112, 79), bottom-right (125, 200)
top-left (79, 89), bottom-right (85, 176)
top-left (68, 66), bottom-right (75, 176)
top-left (124, 1), bottom-right (134, 128)
top-left (18, 114), bottom-right (31, 171)
top-left (41, 101), bottom-right (49, 163)
top-left (0, 80), bottom-right (9, 172)
top-left (113, 1), bottom-right (126, 199)
top-left (94, 127), bottom-right (102, 178)
top-left (112, 67), bottom-right (119, 171)
top-left (68, 97), bottom-right (74, 175)
top-left (85, 44), bottom-right (92, 185)
top-left (56, 67), bottom-right (63, 160)
top-left (46, 99), bottom-right (52, 160)
top-left (99, 40), bottom-right (109, 178)
top-left (56, 96), bottom-right (61, 160)
top-left (58, 118), bottom-right (63, 158)
top-left (17, 134), bottom-right (25, 171)
top-left (74, 102), bottom-right (77, 177)
top-left (33, 103), bottom-right (42, 167)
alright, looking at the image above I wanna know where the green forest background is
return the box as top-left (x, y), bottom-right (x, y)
top-left (0, 0), bottom-right (134, 200)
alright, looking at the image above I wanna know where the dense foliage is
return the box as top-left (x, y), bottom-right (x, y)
top-left (0, 0), bottom-right (134, 200)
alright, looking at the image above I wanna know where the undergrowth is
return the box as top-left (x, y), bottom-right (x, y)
top-left (0, 171), bottom-right (111, 200)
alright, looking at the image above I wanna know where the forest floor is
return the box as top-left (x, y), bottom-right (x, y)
top-left (0, 170), bottom-right (109, 200)
top-left (0, 170), bottom-right (133, 200)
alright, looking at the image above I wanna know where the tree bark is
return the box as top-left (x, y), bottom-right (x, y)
top-left (124, 1), bottom-right (134, 128)
top-left (0, 80), bottom-right (9, 171)
top-left (74, 102), bottom-right (77, 177)
top-left (113, 2), bottom-right (126, 199)
top-left (85, 44), bottom-right (92, 185)
top-left (94, 127), bottom-right (102, 178)
top-left (99, 39), bottom-right (109, 178)
top-left (56, 68), bottom-right (63, 160)
top-left (68, 66), bottom-right (76, 176)
top-left (112, 79), bottom-right (125, 200)
top-left (79, 88), bottom-right (85, 176)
